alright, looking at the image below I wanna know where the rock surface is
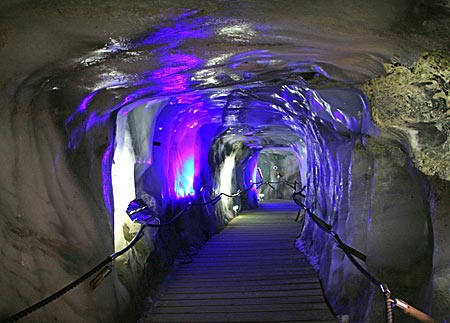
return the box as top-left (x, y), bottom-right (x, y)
top-left (363, 52), bottom-right (450, 181)
top-left (363, 51), bottom-right (450, 321)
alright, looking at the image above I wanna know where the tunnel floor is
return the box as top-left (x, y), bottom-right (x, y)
top-left (144, 200), bottom-right (336, 323)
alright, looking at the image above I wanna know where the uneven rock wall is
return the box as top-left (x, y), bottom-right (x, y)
top-left (363, 51), bottom-right (450, 321)
top-left (298, 126), bottom-right (433, 322)
top-left (0, 82), bottom-right (129, 323)
top-left (363, 52), bottom-right (450, 181)
top-left (363, 136), bottom-right (433, 322)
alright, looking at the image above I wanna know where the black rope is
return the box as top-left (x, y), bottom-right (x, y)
top-left (266, 180), bottom-right (297, 190)
top-left (0, 225), bottom-right (149, 323)
top-left (140, 181), bottom-right (273, 228)
top-left (0, 180), bottom-right (274, 322)
top-left (291, 185), bottom-right (306, 199)
top-left (381, 285), bottom-right (394, 323)
top-left (110, 225), bottom-right (146, 259)
top-left (0, 257), bottom-right (112, 323)
top-left (385, 294), bottom-right (394, 323)
top-left (291, 186), bottom-right (399, 322)
top-left (330, 232), bottom-right (378, 285)
top-left (9, 180), bottom-right (402, 323)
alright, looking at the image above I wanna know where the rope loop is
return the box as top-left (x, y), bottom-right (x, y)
top-left (0, 180), bottom-right (278, 322)
top-left (292, 185), bottom-right (440, 323)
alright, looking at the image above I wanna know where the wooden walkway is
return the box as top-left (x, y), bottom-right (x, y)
top-left (145, 201), bottom-right (336, 323)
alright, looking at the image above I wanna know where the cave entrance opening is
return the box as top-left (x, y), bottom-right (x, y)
top-left (257, 147), bottom-right (302, 201)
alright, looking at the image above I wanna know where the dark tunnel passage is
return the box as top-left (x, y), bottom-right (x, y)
top-left (88, 72), bottom-right (433, 323)
top-left (0, 1), bottom-right (449, 323)
top-left (51, 40), bottom-right (433, 322)
top-left (257, 148), bottom-right (302, 200)
top-left (4, 56), bottom-right (436, 323)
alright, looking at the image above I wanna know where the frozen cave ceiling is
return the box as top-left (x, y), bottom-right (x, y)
top-left (1, 0), bottom-right (449, 171)
top-left (0, 1), bottom-right (449, 323)
top-left (1, 0), bottom-right (449, 154)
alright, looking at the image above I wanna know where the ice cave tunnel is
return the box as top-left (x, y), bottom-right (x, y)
top-left (0, 1), bottom-right (449, 323)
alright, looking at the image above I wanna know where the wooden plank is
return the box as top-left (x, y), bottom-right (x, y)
top-left (174, 270), bottom-right (315, 276)
top-left (195, 248), bottom-right (301, 253)
top-left (208, 237), bottom-right (297, 240)
top-left (165, 277), bottom-right (319, 288)
top-left (191, 255), bottom-right (304, 261)
top-left (187, 257), bottom-right (307, 263)
top-left (166, 273), bottom-right (318, 284)
top-left (164, 282), bottom-right (321, 294)
top-left (156, 295), bottom-right (328, 307)
top-left (160, 288), bottom-right (324, 300)
top-left (171, 273), bottom-right (317, 281)
top-left (152, 302), bottom-right (330, 314)
top-left (186, 253), bottom-right (307, 260)
top-left (180, 258), bottom-right (310, 266)
top-left (188, 258), bottom-right (305, 263)
top-left (148, 310), bottom-right (336, 322)
top-left (175, 264), bottom-right (315, 273)
top-left (175, 264), bottom-right (313, 272)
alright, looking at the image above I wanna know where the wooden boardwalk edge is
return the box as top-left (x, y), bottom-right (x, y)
top-left (145, 200), bottom-right (337, 323)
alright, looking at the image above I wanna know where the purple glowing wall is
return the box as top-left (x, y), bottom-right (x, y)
top-left (150, 93), bottom-right (222, 200)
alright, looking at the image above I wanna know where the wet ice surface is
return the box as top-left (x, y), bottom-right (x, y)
top-left (61, 7), bottom-right (383, 157)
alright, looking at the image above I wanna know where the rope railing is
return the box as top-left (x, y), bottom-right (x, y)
top-left (0, 225), bottom-right (147, 323)
top-left (291, 186), bottom-right (440, 323)
top-left (4, 180), bottom-right (436, 323)
top-left (0, 180), bottom-right (271, 323)
top-left (265, 179), bottom-right (298, 190)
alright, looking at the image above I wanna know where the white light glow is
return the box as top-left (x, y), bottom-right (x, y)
top-left (206, 54), bottom-right (234, 66)
top-left (217, 23), bottom-right (256, 42)
top-left (219, 153), bottom-right (236, 196)
top-left (112, 112), bottom-right (136, 252)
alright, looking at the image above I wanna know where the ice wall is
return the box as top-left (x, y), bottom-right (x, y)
top-left (0, 78), bottom-right (130, 323)
top-left (297, 121), bottom-right (433, 322)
